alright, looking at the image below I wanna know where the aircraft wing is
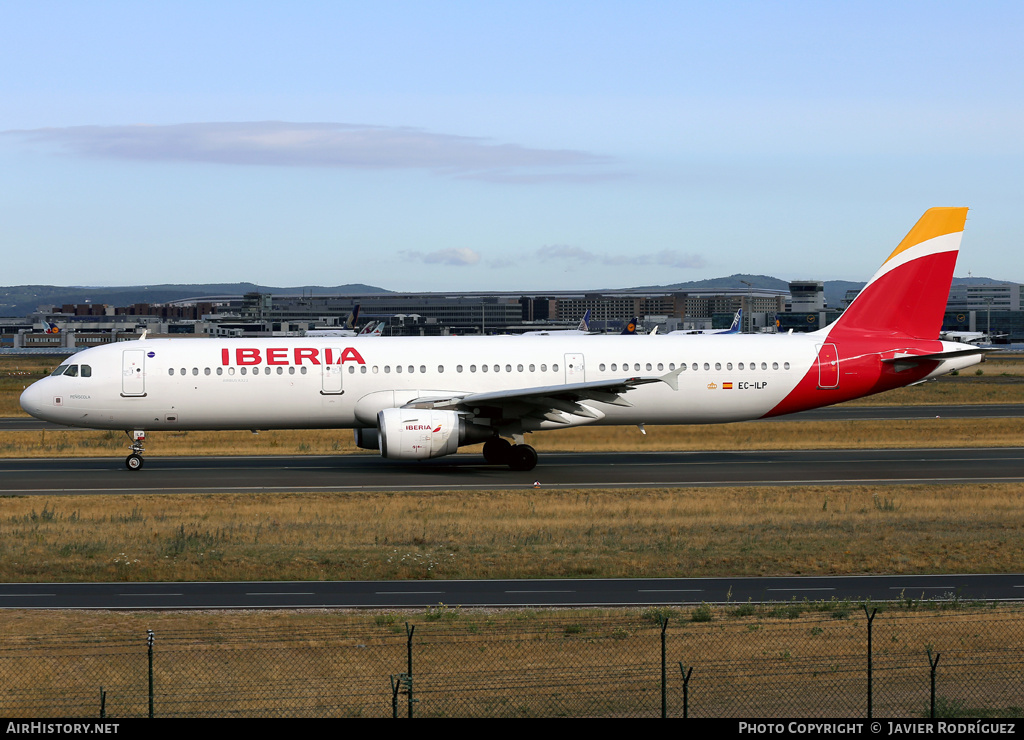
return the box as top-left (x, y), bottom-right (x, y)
top-left (402, 370), bottom-right (681, 424)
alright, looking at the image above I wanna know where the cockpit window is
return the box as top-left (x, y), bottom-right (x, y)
top-left (49, 364), bottom-right (91, 378)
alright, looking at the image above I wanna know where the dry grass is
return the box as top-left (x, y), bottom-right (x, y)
top-left (2, 483), bottom-right (1024, 583)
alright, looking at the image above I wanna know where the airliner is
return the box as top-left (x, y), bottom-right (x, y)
top-left (19, 208), bottom-right (985, 472)
top-left (669, 309), bottom-right (742, 335)
top-left (521, 309), bottom-right (592, 336)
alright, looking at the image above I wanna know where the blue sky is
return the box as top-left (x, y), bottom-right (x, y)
top-left (1, 1), bottom-right (1022, 291)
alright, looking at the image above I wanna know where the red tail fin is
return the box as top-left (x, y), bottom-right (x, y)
top-left (825, 207), bottom-right (967, 341)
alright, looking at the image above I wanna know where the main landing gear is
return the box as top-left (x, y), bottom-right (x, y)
top-left (125, 430), bottom-right (146, 470)
top-left (482, 437), bottom-right (538, 471)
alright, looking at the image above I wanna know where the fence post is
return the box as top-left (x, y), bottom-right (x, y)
top-left (927, 648), bottom-right (941, 719)
top-left (99, 687), bottom-right (105, 719)
top-left (146, 629), bottom-right (155, 719)
top-left (864, 607), bottom-right (876, 719)
top-left (678, 663), bottom-right (693, 719)
top-left (661, 617), bottom-right (668, 718)
top-left (405, 623), bottom-right (415, 719)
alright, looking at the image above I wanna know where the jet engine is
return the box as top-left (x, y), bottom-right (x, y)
top-left (375, 408), bottom-right (492, 460)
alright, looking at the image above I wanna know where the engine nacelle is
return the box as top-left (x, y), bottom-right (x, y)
top-left (376, 408), bottom-right (491, 460)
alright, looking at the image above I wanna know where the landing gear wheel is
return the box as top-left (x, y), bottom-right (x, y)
top-left (483, 437), bottom-right (513, 465)
top-left (508, 444), bottom-right (538, 471)
top-left (125, 453), bottom-right (144, 471)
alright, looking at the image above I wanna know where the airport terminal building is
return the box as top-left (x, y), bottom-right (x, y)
top-left (3, 280), bottom-right (1023, 349)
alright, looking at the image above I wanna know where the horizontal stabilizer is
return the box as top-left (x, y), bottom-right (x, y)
top-left (882, 347), bottom-right (987, 372)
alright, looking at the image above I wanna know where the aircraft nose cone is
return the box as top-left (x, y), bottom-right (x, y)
top-left (19, 381), bottom-right (47, 418)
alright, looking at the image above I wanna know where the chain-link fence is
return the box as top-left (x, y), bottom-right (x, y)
top-left (2, 605), bottom-right (1023, 718)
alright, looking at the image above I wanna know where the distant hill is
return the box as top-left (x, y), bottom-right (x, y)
top-left (1, 275), bottom-right (1015, 318)
top-left (635, 273), bottom-right (865, 310)
top-left (635, 273), bottom-right (790, 292)
top-left (0, 283), bottom-right (390, 317)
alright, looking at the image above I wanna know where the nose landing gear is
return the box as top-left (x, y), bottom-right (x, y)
top-left (125, 430), bottom-right (146, 470)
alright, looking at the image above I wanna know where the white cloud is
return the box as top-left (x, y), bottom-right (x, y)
top-left (401, 247), bottom-right (481, 266)
top-left (3, 121), bottom-right (616, 182)
top-left (534, 244), bottom-right (706, 269)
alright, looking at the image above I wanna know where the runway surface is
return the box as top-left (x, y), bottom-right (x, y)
top-left (2, 573), bottom-right (1022, 609)
top-left (2, 446), bottom-right (1024, 494)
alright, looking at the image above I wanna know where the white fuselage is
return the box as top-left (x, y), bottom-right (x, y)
top-left (19, 332), bottom-right (986, 436)
top-left (21, 333), bottom-right (842, 432)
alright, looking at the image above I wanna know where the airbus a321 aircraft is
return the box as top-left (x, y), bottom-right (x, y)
top-left (20, 208), bottom-right (985, 472)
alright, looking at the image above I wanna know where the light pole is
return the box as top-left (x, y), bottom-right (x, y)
top-left (740, 280), bottom-right (753, 333)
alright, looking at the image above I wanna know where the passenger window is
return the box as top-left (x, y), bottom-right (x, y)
top-left (738, 363), bottom-right (744, 370)
top-left (482, 365), bottom-right (488, 372)
top-left (646, 363), bottom-right (652, 371)
top-left (761, 362), bottom-right (767, 370)
top-left (726, 363), bottom-right (733, 370)
top-left (421, 366), bottom-right (427, 373)
top-left (599, 364), bottom-right (606, 371)
top-left (240, 367), bottom-right (247, 375)
top-left (217, 367), bottom-right (223, 376)
top-left (457, 365), bottom-right (464, 373)
top-left (553, 364), bottom-right (559, 372)
top-left (529, 364), bottom-right (535, 372)
top-left (611, 363), bottom-right (617, 371)
top-left (715, 363), bottom-right (721, 371)
top-left (168, 368), bottom-right (174, 376)
top-left (657, 363), bottom-right (664, 371)
top-left (395, 365), bottom-right (402, 373)
top-left (204, 368), bottom-right (211, 376)
top-left (470, 365), bottom-right (477, 372)
top-left (192, 368), bottom-right (199, 376)
top-left (437, 365), bottom-right (444, 373)
top-left (784, 362), bottom-right (790, 370)
top-left (300, 367), bottom-right (307, 375)
top-left (772, 362), bottom-right (779, 370)
top-left (541, 364), bottom-right (547, 372)
top-left (703, 363), bottom-right (710, 371)
top-left (409, 366), bottom-right (414, 374)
